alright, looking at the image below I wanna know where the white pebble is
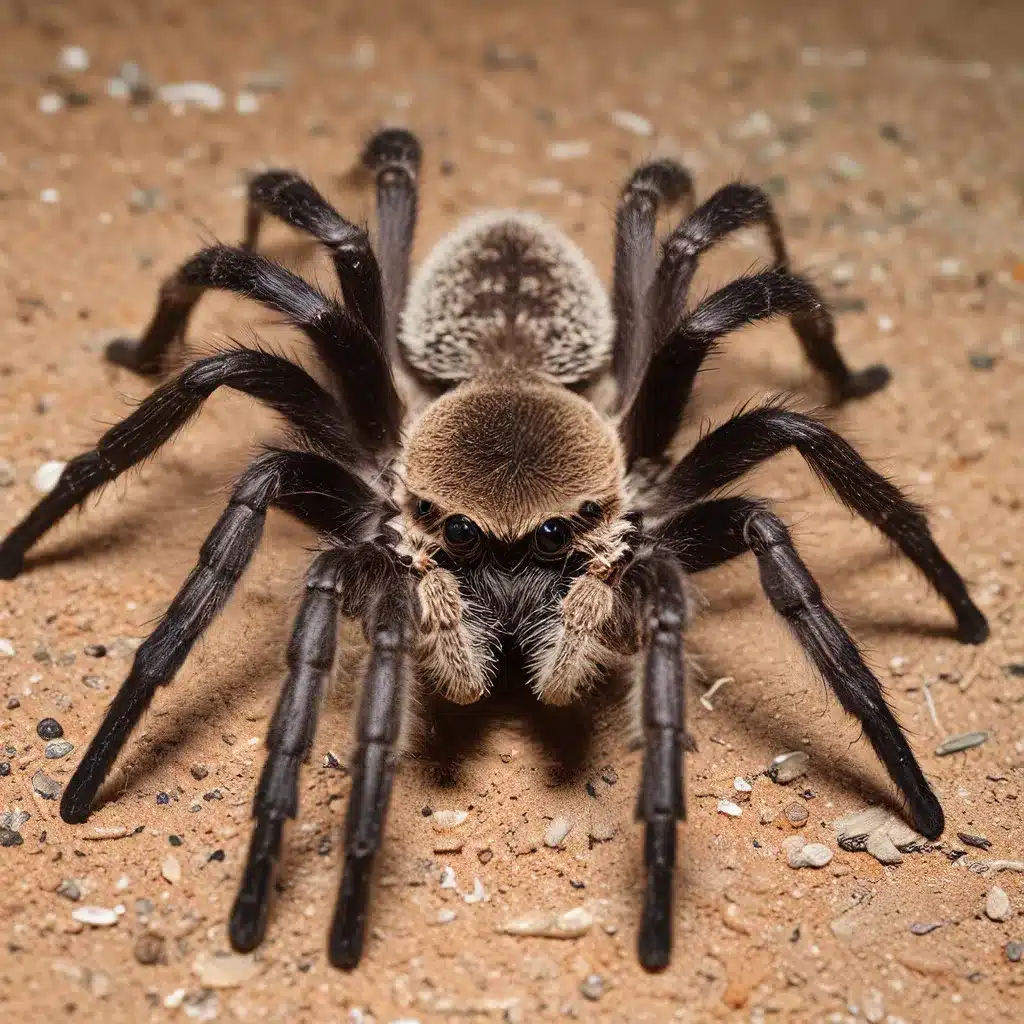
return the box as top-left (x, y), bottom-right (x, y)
top-left (39, 188), bottom-right (61, 205)
top-left (235, 90), bottom-right (260, 115)
top-left (609, 110), bottom-right (653, 136)
top-left (58, 45), bottom-right (90, 72)
top-left (733, 777), bottom-right (753, 793)
top-left (32, 460), bottom-right (66, 493)
top-left (717, 800), bottom-right (743, 818)
top-left (431, 809), bottom-right (468, 831)
top-left (985, 885), bottom-right (1012, 922)
top-left (767, 750), bottom-right (810, 784)
top-left (830, 262), bottom-right (855, 285)
top-left (39, 93), bottom-right (64, 115)
top-left (164, 989), bottom-right (187, 1009)
top-left (436, 908), bottom-right (457, 924)
top-left (785, 838), bottom-right (833, 868)
top-left (546, 140), bottom-right (591, 161)
top-left (463, 877), bottom-right (488, 904)
top-left (439, 865), bottom-right (457, 889)
top-left (193, 951), bottom-right (260, 988)
top-left (938, 258), bottom-right (962, 277)
top-left (544, 816), bottom-right (571, 847)
top-left (72, 905), bottom-right (119, 927)
top-left (499, 906), bottom-right (593, 938)
top-left (730, 110), bottom-right (774, 139)
top-left (877, 314), bottom-right (894, 332)
top-left (157, 82), bottom-right (225, 111)
top-left (0, 639), bottom-right (14, 657)
top-left (161, 854), bottom-right (182, 884)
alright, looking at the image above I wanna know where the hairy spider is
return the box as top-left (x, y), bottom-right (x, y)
top-left (0, 129), bottom-right (988, 971)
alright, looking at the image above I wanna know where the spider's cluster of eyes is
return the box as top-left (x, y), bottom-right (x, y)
top-left (411, 498), bottom-right (604, 563)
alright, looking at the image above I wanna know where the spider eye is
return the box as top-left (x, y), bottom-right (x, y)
top-left (414, 498), bottom-right (433, 519)
top-left (534, 518), bottom-right (573, 558)
top-left (443, 514), bottom-right (481, 555)
top-left (578, 500), bottom-right (603, 521)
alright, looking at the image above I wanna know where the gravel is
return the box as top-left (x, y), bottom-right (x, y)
top-left (57, 879), bottom-right (83, 901)
top-left (0, 459), bottom-right (16, 486)
top-left (72, 905), bottom-right (120, 927)
top-left (162, 854), bottom-right (182, 884)
top-left (0, 826), bottom-right (24, 847)
top-left (193, 951), bottom-right (261, 987)
top-left (986, 886), bottom-right (1012, 922)
top-left (579, 973), bottom-right (605, 1000)
top-left (1007, 941), bottom-right (1024, 963)
top-left (0, 763), bottom-right (10, 777)
top-left (157, 81), bottom-right (225, 110)
top-left (32, 770), bottom-right (61, 799)
top-left (935, 731), bottom-right (990, 755)
top-left (784, 802), bottom-right (809, 827)
top-left (910, 922), bottom-right (943, 936)
top-left (766, 751), bottom-right (809, 784)
top-left (45, 739), bottom-right (74, 759)
top-left (609, 110), bottom-right (653, 136)
top-left (833, 807), bottom-right (924, 859)
top-left (546, 140), bottom-right (591, 161)
top-left (37, 717), bottom-right (64, 739)
top-left (134, 932), bottom-right (167, 965)
top-left (431, 809), bottom-right (468, 831)
top-left (499, 906), bottom-right (593, 938)
top-left (717, 800), bottom-right (743, 817)
top-left (31, 461), bottom-right (66, 494)
top-left (865, 831), bottom-right (903, 865)
top-left (58, 45), bottom-right (90, 72)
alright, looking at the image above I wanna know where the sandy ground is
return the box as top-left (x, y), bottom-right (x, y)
top-left (1, 1), bottom-right (1022, 1021)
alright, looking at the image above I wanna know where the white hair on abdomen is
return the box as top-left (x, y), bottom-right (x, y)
top-left (400, 210), bottom-right (614, 385)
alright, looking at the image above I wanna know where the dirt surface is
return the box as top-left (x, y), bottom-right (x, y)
top-left (1, 1), bottom-right (1022, 1021)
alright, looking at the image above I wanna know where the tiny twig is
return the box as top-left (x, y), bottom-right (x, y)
top-left (700, 675), bottom-right (735, 711)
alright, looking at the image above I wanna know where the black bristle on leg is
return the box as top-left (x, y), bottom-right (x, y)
top-left (229, 549), bottom-right (348, 953)
top-left (628, 554), bottom-right (688, 972)
top-left (742, 510), bottom-right (944, 837)
top-left (328, 572), bottom-right (413, 969)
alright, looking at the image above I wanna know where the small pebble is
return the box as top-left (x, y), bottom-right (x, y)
top-left (40, 188), bottom-right (60, 205)
top-left (935, 731), bottom-right (990, 756)
top-left (436, 908), bottom-right (457, 924)
top-left (0, 763), bottom-right (10, 777)
top-left (463, 877), bottom-right (488, 904)
top-left (784, 802), bottom-right (809, 827)
top-left (37, 717), bottom-right (63, 740)
top-left (546, 140), bottom-right (591, 161)
top-left (134, 932), bottom-right (166, 965)
top-left (717, 800), bottom-right (743, 818)
top-left (832, 154), bottom-right (864, 180)
top-left (57, 879), bottom-right (83, 901)
top-left (161, 854), bottom-right (182, 884)
top-left (0, 826), bottom-right (23, 847)
top-left (430, 809), bottom-right (468, 831)
top-left (39, 92), bottom-right (64, 114)
top-left (766, 751), bottom-right (809, 784)
top-left (72, 905), bottom-right (119, 927)
top-left (439, 865), bottom-right (457, 889)
top-left (499, 906), bottom-right (593, 938)
top-left (190, 764), bottom-right (209, 781)
top-left (865, 831), bottom-right (903, 865)
top-left (193, 951), bottom-right (260, 988)
top-left (545, 816), bottom-right (571, 847)
top-left (1006, 941), bottom-right (1023, 963)
top-left (83, 825), bottom-right (128, 841)
top-left (58, 45), bottom-right (90, 72)
top-left (830, 263), bottom-right (855, 285)
top-left (2, 810), bottom-right (30, 832)
top-left (785, 837), bottom-right (833, 869)
top-left (235, 90), bottom-right (260, 115)
top-left (0, 640), bottom-right (15, 657)
top-left (32, 770), bottom-right (61, 800)
top-left (579, 974), bottom-right (605, 1001)
top-left (44, 739), bottom-right (74, 759)
top-left (157, 82), bottom-right (225, 110)
top-left (84, 644), bottom-right (107, 658)
top-left (156, 792), bottom-right (170, 805)
top-left (733, 777), bottom-right (753, 793)
top-left (0, 460), bottom-right (15, 487)
top-left (31, 461), bottom-right (66, 494)
top-left (986, 886), bottom-right (1012, 922)
top-left (911, 922), bottom-right (943, 935)
top-left (609, 110), bottom-right (653, 136)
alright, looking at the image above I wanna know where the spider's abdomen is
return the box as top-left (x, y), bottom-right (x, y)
top-left (400, 211), bottom-right (613, 386)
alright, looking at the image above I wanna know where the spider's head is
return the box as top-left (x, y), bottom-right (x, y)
top-left (402, 371), bottom-right (625, 562)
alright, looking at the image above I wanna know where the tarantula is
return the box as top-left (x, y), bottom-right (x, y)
top-left (0, 129), bottom-right (988, 971)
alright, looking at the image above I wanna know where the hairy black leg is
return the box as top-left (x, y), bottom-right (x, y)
top-left (626, 553), bottom-right (688, 971)
top-left (650, 183), bottom-right (888, 397)
top-left (329, 568), bottom-right (414, 968)
top-left (243, 170), bottom-right (384, 343)
top-left (621, 268), bottom-right (889, 464)
top-left (612, 160), bottom-right (695, 403)
top-left (660, 405), bottom-right (988, 644)
top-left (361, 129), bottom-right (422, 360)
top-left (0, 350), bottom-right (362, 580)
top-left (103, 247), bottom-right (403, 454)
top-left (58, 451), bottom-right (368, 824)
top-left (654, 496), bottom-right (771, 573)
top-left (230, 548), bottom-right (347, 952)
top-left (743, 510), bottom-right (944, 838)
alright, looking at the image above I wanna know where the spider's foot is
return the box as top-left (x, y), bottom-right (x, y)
top-left (328, 854), bottom-right (373, 969)
top-left (0, 545), bottom-right (25, 580)
top-left (629, 159), bottom-right (692, 205)
top-left (59, 776), bottom-right (95, 824)
top-left (835, 363), bottom-right (891, 402)
top-left (955, 603), bottom-right (990, 646)
top-left (104, 337), bottom-right (163, 376)
top-left (361, 128), bottom-right (422, 174)
top-left (908, 789), bottom-right (945, 842)
top-left (229, 818), bottom-right (283, 952)
top-left (638, 864), bottom-right (673, 972)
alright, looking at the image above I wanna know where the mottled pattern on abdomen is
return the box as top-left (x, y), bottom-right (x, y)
top-left (400, 210), bottom-right (614, 385)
